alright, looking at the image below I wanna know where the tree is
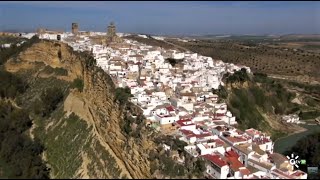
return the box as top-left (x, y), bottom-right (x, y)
top-left (0, 101), bottom-right (49, 178)
top-left (114, 87), bottom-right (133, 105)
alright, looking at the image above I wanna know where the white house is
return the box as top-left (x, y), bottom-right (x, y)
top-left (202, 154), bottom-right (230, 179)
top-left (282, 114), bottom-right (301, 124)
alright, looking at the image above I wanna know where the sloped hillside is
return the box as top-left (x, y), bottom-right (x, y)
top-left (217, 69), bottom-right (305, 140)
top-left (1, 37), bottom-right (156, 178)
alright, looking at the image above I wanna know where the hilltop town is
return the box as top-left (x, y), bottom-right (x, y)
top-left (11, 22), bottom-right (309, 179)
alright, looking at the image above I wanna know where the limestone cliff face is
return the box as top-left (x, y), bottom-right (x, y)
top-left (5, 40), bottom-right (154, 178)
top-left (5, 40), bottom-right (83, 81)
top-left (82, 64), bottom-right (152, 178)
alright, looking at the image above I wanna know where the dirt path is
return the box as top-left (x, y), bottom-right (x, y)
top-left (29, 121), bottom-right (37, 140)
top-left (162, 39), bottom-right (190, 52)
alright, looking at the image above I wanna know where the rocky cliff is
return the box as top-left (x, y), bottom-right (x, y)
top-left (79, 60), bottom-right (153, 179)
top-left (5, 39), bottom-right (154, 178)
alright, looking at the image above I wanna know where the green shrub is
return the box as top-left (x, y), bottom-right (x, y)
top-left (0, 70), bottom-right (27, 98)
top-left (42, 66), bottom-right (68, 76)
top-left (165, 58), bottom-right (184, 67)
top-left (71, 78), bottom-right (84, 92)
top-left (39, 87), bottom-right (64, 117)
top-left (299, 111), bottom-right (320, 120)
top-left (114, 86), bottom-right (133, 105)
top-left (0, 101), bottom-right (49, 178)
top-left (54, 67), bottom-right (68, 76)
top-left (226, 68), bottom-right (250, 84)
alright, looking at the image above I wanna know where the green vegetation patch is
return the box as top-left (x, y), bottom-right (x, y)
top-left (165, 58), bottom-right (184, 67)
top-left (35, 110), bottom-right (93, 178)
top-left (0, 101), bottom-right (49, 179)
top-left (114, 86), bottom-right (133, 105)
top-left (0, 70), bottom-right (28, 98)
top-left (299, 111), bottom-right (320, 120)
top-left (70, 78), bottom-right (84, 92)
top-left (42, 65), bottom-right (68, 76)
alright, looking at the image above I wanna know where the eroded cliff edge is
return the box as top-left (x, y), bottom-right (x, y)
top-left (5, 39), bottom-right (154, 178)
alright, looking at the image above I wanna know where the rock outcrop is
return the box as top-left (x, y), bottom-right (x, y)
top-left (81, 64), bottom-right (152, 178)
top-left (5, 40), bottom-right (154, 178)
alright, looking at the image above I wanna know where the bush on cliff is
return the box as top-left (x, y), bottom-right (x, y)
top-left (114, 86), bottom-right (133, 105)
top-left (71, 78), bottom-right (84, 92)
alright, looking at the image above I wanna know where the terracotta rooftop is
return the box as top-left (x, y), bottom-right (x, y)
top-left (291, 170), bottom-right (306, 177)
top-left (165, 105), bottom-right (175, 112)
top-left (226, 136), bottom-right (247, 144)
top-left (225, 156), bottom-right (244, 172)
top-left (225, 149), bottom-right (240, 159)
top-left (239, 167), bottom-right (251, 176)
top-left (201, 154), bottom-right (227, 168)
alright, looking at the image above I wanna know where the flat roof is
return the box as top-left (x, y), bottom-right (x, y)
top-left (248, 159), bottom-right (273, 170)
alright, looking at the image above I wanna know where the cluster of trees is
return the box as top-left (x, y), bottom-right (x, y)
top-left (228, 88), bottom-right (269, 130)
top-left (288, 81), bottom-right (320, 95)
top-left (165, 58), bottom-right (184, 67)
top-left (157, 152), bottom-right (186, 177)
top-left (225, 68), bottom-right (250, 84)
top-left (0, 70), bottom-right (27, 98)
top-left (114, 86), bottom-right (133, 105)
top-left (0, 101), bottom-right (49, 178)
top-left (223, 71), bottom-right (298, 136)
top-left (150, 136), bottom-right (206, 178)
top-left (170, 39), bottom-right (320, 79)
top-left (211, 85), bottom-right (228, 101)
top-left (299, 111), bottom-right (320, 120)
top-left (122, 112), bottom-right (145, 139)
top-left (154, 135), bottom-right (188, 152)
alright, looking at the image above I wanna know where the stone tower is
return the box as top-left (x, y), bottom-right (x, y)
top-left (105, 21), bottom-right (123, 44)
top-left (72, 23), bottom-right (79, 35)
top-left (107, 22), bottom-right (116, 37)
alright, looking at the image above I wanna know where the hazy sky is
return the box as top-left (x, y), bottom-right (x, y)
top-left (0, 1), bottom-right (320, 35)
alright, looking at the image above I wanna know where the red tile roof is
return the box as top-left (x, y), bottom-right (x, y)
top-left (272, 169), bottom-right (293, 179)
top-left (165, 106), bottom-right (175, 112)
top-left (216, 113), bottom-right (225, 117)
top-left (226, 136), bottom-right (247, 143)
top-left (253, 137), bottom-right (271, 144)
top-left (180, 129), bottom-right (194, 136)
top-left (226, 157), bottom-right (244, 171)
top-left (225, 149), bottom-right (240, 159)
top-left (176, 119), bottom-right (195, 127)
top-left (239, 168), bottom-right (251, 176)
top-left (214, 139), bottom-right (226, 146)
top-left (202, 154), bottom-right (227, 167)
top-left (291, 170), bottom-right (306, 177)
top-left (194, 133), bottom-right (213, 138)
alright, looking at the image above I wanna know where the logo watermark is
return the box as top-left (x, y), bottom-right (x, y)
top-left (286, 153), bottom-right (306, 168)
